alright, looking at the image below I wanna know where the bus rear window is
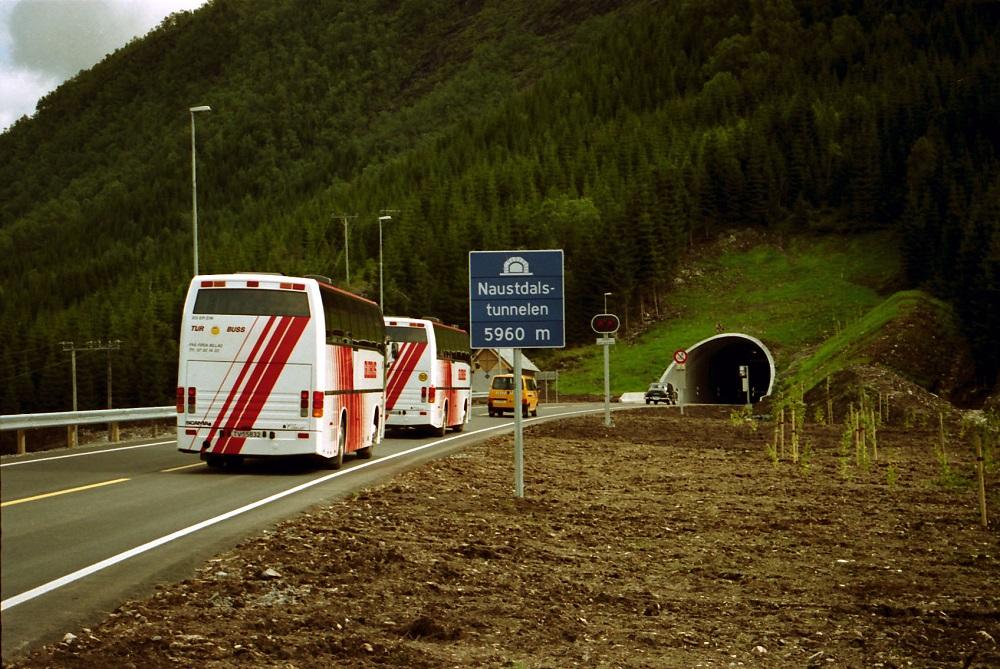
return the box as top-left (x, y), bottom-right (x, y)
top-left (194, 288), bottom-right (310, 317)
top-left (386, 326), bottom-right (428, 343)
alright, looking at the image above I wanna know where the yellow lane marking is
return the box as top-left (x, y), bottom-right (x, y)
top-left (160, 462), bottom-right (205, 473)
top-left (1, 478), bottom-right (131, 508)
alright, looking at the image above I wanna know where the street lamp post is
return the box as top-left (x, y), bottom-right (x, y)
top-left (378, 215), bottom-right (392, 311)
top-left (343, 216), bottom-right (350, 284)
top-left (189, 105), bottom-right (211, 276)
top-left (601, 292), bottom-right (614, 427)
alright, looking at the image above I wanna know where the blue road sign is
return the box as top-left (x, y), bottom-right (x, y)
top-left (468, 249), bottom-right (565, 348)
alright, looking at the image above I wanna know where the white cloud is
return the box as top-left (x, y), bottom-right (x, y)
top-left (0, 0), bottom-right (207, 133)
top-left (0, 66), bottom-right (58, 130)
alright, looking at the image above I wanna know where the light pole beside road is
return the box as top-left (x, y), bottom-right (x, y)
top-left (190, 105), bottom-right (211, 276)
top-left (378, 214), bottom-right (392, 311)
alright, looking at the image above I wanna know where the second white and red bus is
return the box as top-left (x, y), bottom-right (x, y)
top-left (383, 317), bottom-right (472, 435)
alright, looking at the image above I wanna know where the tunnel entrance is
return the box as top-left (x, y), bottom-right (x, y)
top-left (661, 333), bottom-right (775, 405)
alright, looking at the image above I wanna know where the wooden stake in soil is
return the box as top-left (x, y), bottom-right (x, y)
top-left (791, 405), bottom-right (799, 463)
top-left (826, 376), bottom-right (833, 425)
top-left (851, 404), bottom-right (861, 467)
top-left (779, 407), bottom-right (786, 459)
top-left (870, 407), bottom-right (878, 463)
top-left (938, 412), bottom-right (947, 465)
top-left (975, 431), bottom-right (988, 528)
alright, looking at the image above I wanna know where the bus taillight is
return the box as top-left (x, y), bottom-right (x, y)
top-left (427, 385), bottom-right (436, 403)
top-left (176, 387), bottom-right (184, 413)
top-left (187, 387), bottom-right (197, 413)
top-left (300, 391), bottom-right (309, 418)
top-left (312, 391), bottom-right (324, 418)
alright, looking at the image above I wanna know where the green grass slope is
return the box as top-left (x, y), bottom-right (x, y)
top-left (781, 290), bottom-right (964, 396)
top-left (543, 230), bottom-right (903, 397)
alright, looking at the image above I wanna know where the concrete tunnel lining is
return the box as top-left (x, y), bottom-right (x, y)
top-left (660, 333), bottom-right (775, 405)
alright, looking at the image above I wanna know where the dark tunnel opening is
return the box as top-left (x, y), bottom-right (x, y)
top-left (666, 335), bottom-right (774, 405)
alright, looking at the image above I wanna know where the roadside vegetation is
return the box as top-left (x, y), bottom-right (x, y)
top-left (1, 1), bottom-right (998, 415)
top-left (546, 229), bottom-right (901, 397)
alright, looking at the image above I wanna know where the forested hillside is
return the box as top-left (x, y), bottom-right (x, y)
top-left (1, 0), bottom-right (998, 414)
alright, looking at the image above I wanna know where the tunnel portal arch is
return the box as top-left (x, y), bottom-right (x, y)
top-left (660, 333), bottom-right (775, 405)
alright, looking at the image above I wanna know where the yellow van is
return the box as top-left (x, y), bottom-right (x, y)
top-left (487, 374), bottom-right (539, 417)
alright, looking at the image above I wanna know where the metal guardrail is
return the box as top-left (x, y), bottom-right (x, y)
top-left (0, 406), bottom-right (175, 454)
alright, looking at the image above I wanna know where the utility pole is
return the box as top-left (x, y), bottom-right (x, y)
top-left (333, 213), bottom-right (356, 284)
top-left (61, 340), bottom-right (123, 446)
top-left (60, 341), bottom-right (79, 447)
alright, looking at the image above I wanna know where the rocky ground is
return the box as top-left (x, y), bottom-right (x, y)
top-left (5, 408), bottom-right (999, 668)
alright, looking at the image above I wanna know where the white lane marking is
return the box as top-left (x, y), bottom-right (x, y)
top-left (1, 407), bottom-right (602, 611)
top-left (1, 441), bottom-right (176, 468)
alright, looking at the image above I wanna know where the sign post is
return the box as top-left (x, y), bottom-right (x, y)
top-left (470, 250), bottom-right (565, 498)
top-left (739, 364), bottom-right (750, 407)
top-left (591, 314), bottom-right (620, 427)
top-left (674, 348), bottom-right (688, 415)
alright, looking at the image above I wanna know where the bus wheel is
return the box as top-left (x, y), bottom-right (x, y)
top-left (357, 413), bottom-right (377, 459)
top-left (452, 402), bottom-right (467, 432)
top-left (325, 418), bottom-right (345, 469)
top-left (205, 455), bottom-right (224, 469)
top-left (531, 407), bottom-right (538, 417)
top-left (436, 405), bottom-right (448, 437)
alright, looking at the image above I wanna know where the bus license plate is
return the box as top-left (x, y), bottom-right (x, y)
top-left (231, 429), bottom-right (264, 438)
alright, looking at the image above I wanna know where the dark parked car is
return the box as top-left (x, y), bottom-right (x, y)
top-left (644, 382), bottom-right (675, 405)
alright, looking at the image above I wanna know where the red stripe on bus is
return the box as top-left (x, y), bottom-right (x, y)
top-left (383, 343), bottom-right (409, 410)
top-left (388, 342), bottom-right (426, 406)
top-left (444, 359), bottom-right (456, 426)
top-left (336, 345), bottom-right (363, 453)
top-left (383, 343), bottom-right (407, 410)
top-left (223, 316), bottom-right (310, 454)
top-left (384, 342), bottom-right (426, 410)
top-left (201, 316), bottom-right (276, 450)
top-left (213, 316), bottom-right (296, 454)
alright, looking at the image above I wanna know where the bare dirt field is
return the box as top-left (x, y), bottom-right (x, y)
top-left (5, 408), bottom-right (998, 668)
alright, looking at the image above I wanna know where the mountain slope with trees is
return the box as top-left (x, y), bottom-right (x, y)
top-left (1, 0), bottom-right (998, 415)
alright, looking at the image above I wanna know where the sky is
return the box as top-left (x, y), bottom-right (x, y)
top-left (0, 0), bottom-right (207, 131)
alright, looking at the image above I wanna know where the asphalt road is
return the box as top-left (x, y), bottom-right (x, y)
top-left (0, 401), bottom-right (615, 661)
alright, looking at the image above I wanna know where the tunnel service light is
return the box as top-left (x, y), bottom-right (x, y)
top-left (591, 313), bottom-right (620, 334)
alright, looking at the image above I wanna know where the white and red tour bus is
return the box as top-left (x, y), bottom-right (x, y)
top-left (383, 317), bottom-right (471, 435)
top-left (177, 273), bottom-right (385, 469)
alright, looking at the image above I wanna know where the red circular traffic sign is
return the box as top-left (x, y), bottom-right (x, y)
top-left (591, 313), bottom-right (620, 334)
top-left (673, 348), bottom-right (688, 364)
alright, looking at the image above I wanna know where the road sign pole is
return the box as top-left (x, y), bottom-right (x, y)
top-left (513, 348), bottom-right (524, 498)
top-left (673, 349), bottom-right (688, 416)
top-left (602, 343), bottom-right (611, 426)
top-left (469, 249), bottom-right (564, 500)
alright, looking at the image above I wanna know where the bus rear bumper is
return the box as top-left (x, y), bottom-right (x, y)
top-left (386, 408), bottom-right (437, 428)
top-left (177, 429), bottom-right (322, 457)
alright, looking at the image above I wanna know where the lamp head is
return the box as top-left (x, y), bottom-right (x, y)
top-left (190, 105), bottom-right (211, 113)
